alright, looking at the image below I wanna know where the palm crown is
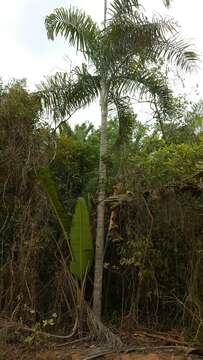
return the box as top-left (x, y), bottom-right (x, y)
top-left (40, 0), bottom-right (198, 124)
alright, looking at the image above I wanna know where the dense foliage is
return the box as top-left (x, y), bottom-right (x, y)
top-left (0, 0), bottom-right (202, 348)
top-left (1, 78), bottom-right (203, 343)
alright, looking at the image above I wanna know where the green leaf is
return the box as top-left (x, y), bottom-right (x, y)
top-left (163, 0), bottom-right (172, 8)
top-left (105, 8), bottom-right (198, 71)
top-left (109, 0), bottom-right (140, 16)
top-left (45, 7), bottom-right (99, 60)
top-left (38, 167), bottom-right (73, 258)
top-left (111, 95), bottom-right (136, 145)
top-left (38, 65), bottom-right (100, 121)
top-left (70, 197), bottom-right (93, 280)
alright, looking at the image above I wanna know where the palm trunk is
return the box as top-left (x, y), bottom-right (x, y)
top-left (92, 0), bottom-right (108, 320)
top-left (93, 79), bottom-right (108, 319)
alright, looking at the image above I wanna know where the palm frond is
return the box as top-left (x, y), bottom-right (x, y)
top-left (105, 14), bottom-right (173, 59)
top-left (112, 95), bottom-right (136, 144)
top-left (45, 7), bottom-right (99, 58)
top-left (155, 37), bottom-right (199, 72)
top-left (110, 0), bottom-right (172, 17)
top-left (38, 64), bottom-right (100, 121)
top-left (163, 0), bottom-right (172, 8)
top-left (113, 63), bottom-right (174, 116)
top-left (105, 11), bottom-right (198, 71)
top-left (109, 0), bottom-right (140, 16)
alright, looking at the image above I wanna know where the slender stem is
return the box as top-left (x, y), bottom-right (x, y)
top-left (104, 0), bottom-right (107, 28)
top-left (153, 95), bottom-right (167, 142)
top-left (93, 80), bottom-right (108, 318)
top-left (93, 0), bottom-right (108, 320)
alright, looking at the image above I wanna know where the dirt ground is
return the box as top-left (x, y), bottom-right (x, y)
top-left (1, 330), bottom-right (203, 360)
top-left (1, 343), bottom-right (202, 360)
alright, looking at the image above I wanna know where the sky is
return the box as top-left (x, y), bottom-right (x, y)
top-left (0, 0), bottom-right (203, 126)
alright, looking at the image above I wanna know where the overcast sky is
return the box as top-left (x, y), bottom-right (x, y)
top-left (0, 0), bottom-right (202, 126)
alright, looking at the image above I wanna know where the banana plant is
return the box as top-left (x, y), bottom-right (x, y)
top-left (38, 167), bottom-right (93, 280)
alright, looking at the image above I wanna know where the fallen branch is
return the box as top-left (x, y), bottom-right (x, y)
top-left (0, 316), bottom-right (77, 340)
top-left (133, 330), bottom-right (188, 346)
top-left (56, 336), bottom-right (90, 348)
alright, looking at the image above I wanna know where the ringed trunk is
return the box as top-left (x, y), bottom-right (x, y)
top-left (93, 79), bottom-right (108, 319)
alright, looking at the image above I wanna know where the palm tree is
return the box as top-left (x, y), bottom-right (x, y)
top-left (40, 0), bottom-right (198, 320)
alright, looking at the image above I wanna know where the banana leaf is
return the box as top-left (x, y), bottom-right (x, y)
top-left (70, 197), bottom-right (93, 280)
top-left (38, 166), bottom-right (73, 258)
